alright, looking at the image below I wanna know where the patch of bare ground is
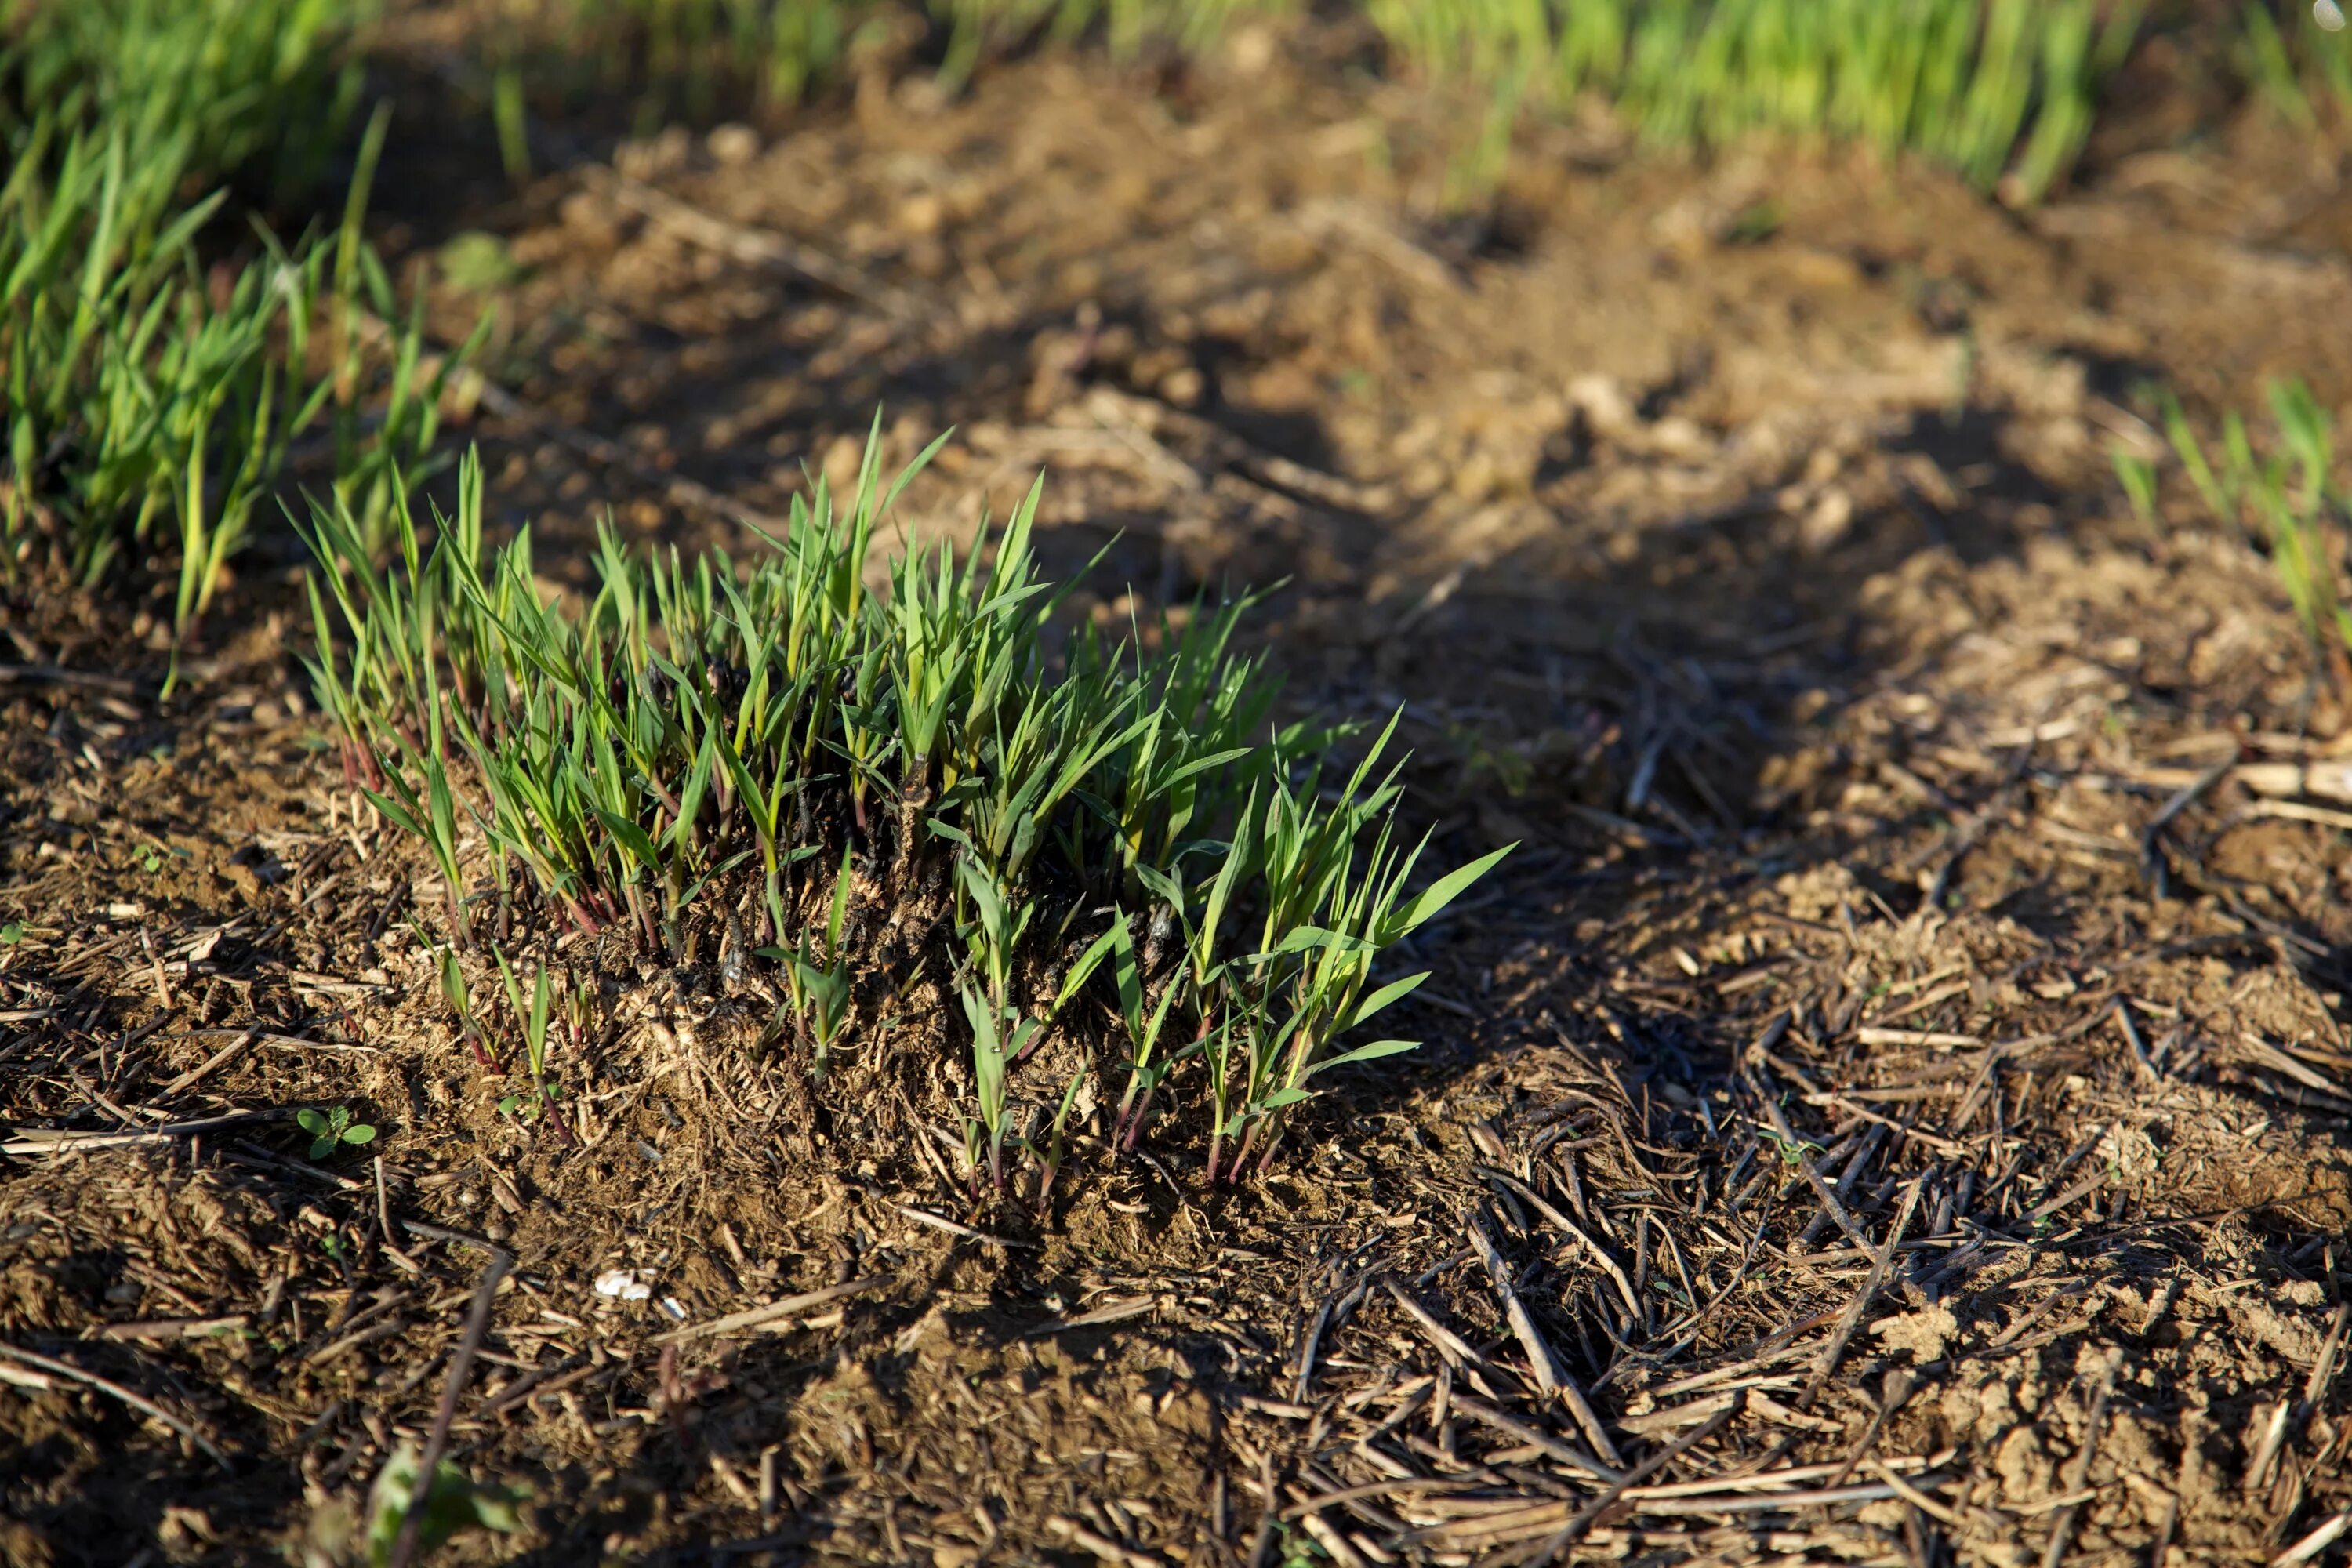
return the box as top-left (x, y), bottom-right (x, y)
top-left (5, 16), bottom-right (2352, 1566)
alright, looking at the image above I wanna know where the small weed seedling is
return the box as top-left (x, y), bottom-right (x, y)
top-left (298, 1105), bottom-right (376, 1160)
top-left (365, 1444), bottom-right (523, 1568)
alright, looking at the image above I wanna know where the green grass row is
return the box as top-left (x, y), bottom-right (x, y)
top-left (302, 431), bottom-right (1505, 1191)
top-left (2119, 380), bottom-right (2352, 687)
top-left (0, 0), bottom-right (458, 665)
top-left (492, 1), bottom-right (2352, 201)
top-left (10, 0), bottom-right (2348, 654)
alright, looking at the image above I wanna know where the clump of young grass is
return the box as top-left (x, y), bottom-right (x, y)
top-left (2, 0), bottom-right (372, 207)
top-left (2152, 379), bottom-right (2352, 690)
top-left (470, 0), bottom-right (878, 143)
top-left (305, 427), bottom-right (1508, 1195)
top-left (1365, 0), bottom-right (2145, 201)
top-left (485, 0), bottom-right (1269, 129)
top-left (0, 89), bottom-right (466, 668)
top-left (2238, 0), bottom-right (2352, 129)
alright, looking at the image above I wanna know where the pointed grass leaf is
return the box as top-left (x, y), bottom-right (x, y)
top-left (1307, 1039), bottom-right (1421, 1078)
top-left (1388, 841), bottom-right (1515, 941)
top-left (1345, 970), bottom-right (1430, 1031)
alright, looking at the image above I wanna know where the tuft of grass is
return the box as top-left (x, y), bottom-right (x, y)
top-left (1, 122), bottom-right (304, 601)
top-left (1362, 0), bottom-right (2147, 203)
top-left (2151, 379), bottom-right (2352, 690)
top-left (2, 0), bottom-right (374, 207)
top-left (2239, 0), bottom-right (2352, 127)
top-left (0, 3), bottom-right (468, 665)
top-left (304, 426), bottom-right (1508, 1192)
top-left (485, 0), bottom-right (1273, 127)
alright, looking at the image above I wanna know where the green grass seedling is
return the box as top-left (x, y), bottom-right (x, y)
top-left (493, 949), bottom-right (564, 1131)
top-left (761, 842), bottom-right (858, 1076)
top-left (1105, 906), bottom-right (1184, 1152)
top-left (2161, 378), bottom-right (2352, 691)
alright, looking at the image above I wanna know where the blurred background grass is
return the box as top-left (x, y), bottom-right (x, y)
top-left (6, 0), bottom-right (2352, 647)
top-left (472, 0), bottom-right (2352, 201)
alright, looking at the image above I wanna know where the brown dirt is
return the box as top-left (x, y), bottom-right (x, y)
top-left (5, 16), bottom-right (2352, 1567)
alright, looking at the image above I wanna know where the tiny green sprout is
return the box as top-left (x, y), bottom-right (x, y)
top-left (0, 921), bottom-right (24, 946)
top-left (437, 230), bottom-right (521, 294)
top-left (2112, 448), bottom-right (2159, 527)
top-left (365, 1444), bottom-right (524, 1567)
top-left (1723, 198), bottom-right (1782, 245)
top-left (498, 1083), bottom-right (563, 1120)
top-left (1276, 1519), bottom-right (1325, 1568)
top-left (297, 1105), bottom-right (376, 1160)
top-left (492, 948), bottom-right (562, 1127)
top-left (134, 844), bottom-right (166, 875)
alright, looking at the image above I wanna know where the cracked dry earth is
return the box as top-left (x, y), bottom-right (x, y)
top-left (5, 18), bottom-right (2352, 1568)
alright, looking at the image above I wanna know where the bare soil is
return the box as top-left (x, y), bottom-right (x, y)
top-left (5, 16), bottom-right (2352, 1567)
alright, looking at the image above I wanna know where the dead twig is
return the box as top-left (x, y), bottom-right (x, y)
top-left (1522, 1399), bottom-right (1739, 1563)
top-left (2275, 1510), bottom-right (2352, 1568)
top-left (1801, 1175), bottom-right (1925, 1404)
top-left (1473, 1166), bottom-right (1641, 1319)
top-left (0, 1342), bottom-right (229, 1469)
top-left (158, 1024), bottom-right (259, 1098)
top-left (4, 1109), bottom-right (285, 1156)
top-left (1468, 1207), bottom-right (1623, 1468)
top-left (898, 1203), bottom-right (1036, 1251)
top-left (1446, 1396), bottom-right (1622, 1483)
top-left (2141, 756), bottom-right (2233, 896)
top-left (585, 167), bottom-right (943, 325)
top-left (0, 662), bottom-right (145, 696)
top-left (1382, 1277), bottom-right (1489, 1369)
top-left (86, 1316), bottom-right (249, 1343)
top-left (1752, 1077), bottom-right (1878, 1259)
top-left (2041, 1350), bottom-right (2122, 1568)
top-left (384, 1247), bottom-right (512, 1568)
top-left (655, 1276), bottom-right (891, 1345)
top-left (1022, 1296), bottom-right (1157, 1338)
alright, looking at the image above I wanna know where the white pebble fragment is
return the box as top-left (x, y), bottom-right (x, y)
top-left (594, 1269), bottom-right (652, 1301)
top-left (2321, 0), bottom-right (2346, 32)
